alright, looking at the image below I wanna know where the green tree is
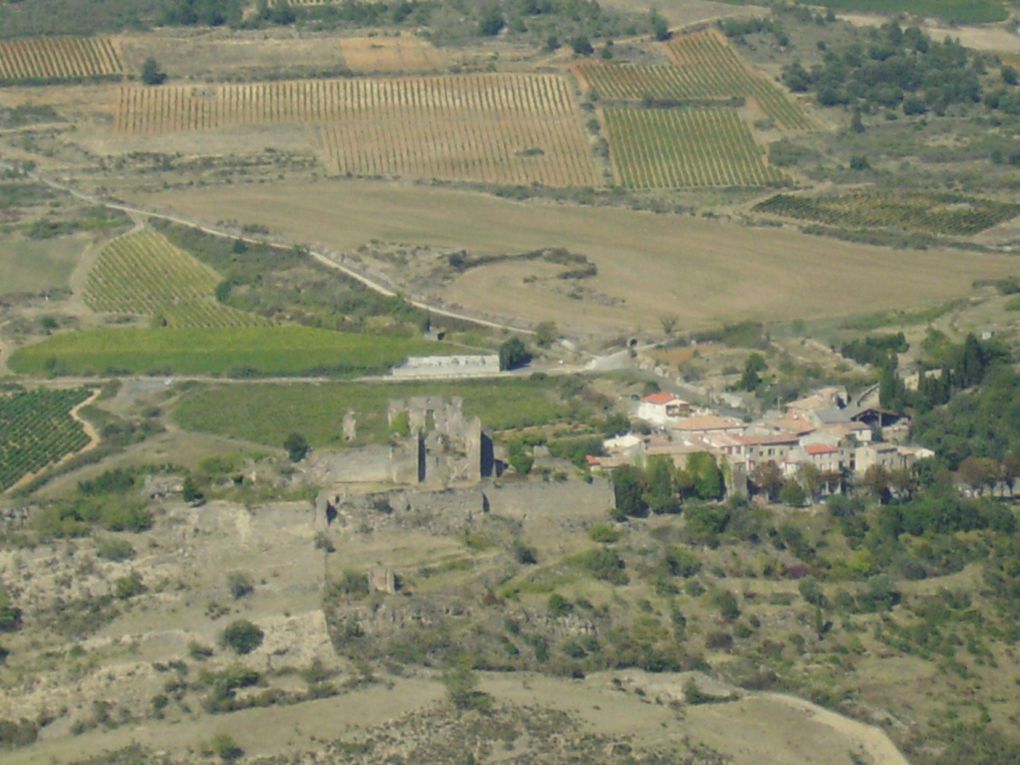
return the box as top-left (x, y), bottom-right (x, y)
top-left (798, 462), bottom-right (822, 501)
top-left (220, 620), bottom-right (264, 655)
top-left (284, 432), bottom-right (309, 462)
top-left (779, 479), bottom-right (806, 507)
top-left (613, 464), bottom-right (648, 517)
top-left (751, 461), bottom-right (782, 501)
top-left (650, 9), bottom-right (670, 41)
top-left (182, 475), bottom-right (204, 504)
top-left (644, 457), bottom-right (679, 514)
top-left (688, 452), bottom-right (724, 500)
top-left (570, 35), bottom-right (594, 55)
top-left (498, 336), bottom-right (531, 370)
top-left (740, 353), bottom-right (767, 391)
top-left (534, 321), bottom-right (558, 347)
top-left (141, 57), bottom-right (166, 86)
top-left (478, 3), bottom-right (505, 36)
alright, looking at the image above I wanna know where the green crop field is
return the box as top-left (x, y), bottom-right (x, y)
top-left (0, 386), bottom-right (92, 491)
top-left (85, 229), bottom-right (265, 327)
top-left (173, 379), bottom-right (581, 449)
top-left (754, 191), bottom-right (1020, 236)
top-left (577, 30), bottom-right (814, 131)
top-left (9, 326), bottom-right (448, 377)
top-left (605, 107), bottom-right (786, 189)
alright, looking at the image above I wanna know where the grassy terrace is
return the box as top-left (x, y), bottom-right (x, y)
top-left (9, 326), bottom-right (452, 377)
top-left (172, 379), bottom-right (584, 448)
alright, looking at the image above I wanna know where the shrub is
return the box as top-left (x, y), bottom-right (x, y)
top-left (227, 572), bottom-right (254, 600)
top-left (443, 664), bottom-right (492, 712)
top-left (220, 620), bottom-right (264, 655)
top-left (512, 539), bottom-right (537, 565)
top-left (0, 589), bottom-right (22, 632)
top-left (141, 57), bottom-right (166, 86)
top-left (114, 572), bottom-right (145, 600)
top-left (711, 589), bottom-right (741, 621)
top-left (577, 548), bottom-right (628, 585)
top-left (96, 536), bottom-right (135, 562)
top-left (208, 733), bottom-right (243, 762)
top-left (547, 593), bottom-right (572, 616)
top-left (589, 523), bottom-right (622, 544)
top-left (284, 432), bottom-right (309, 462)
top-left (660, 546), bottom-right (701, 578)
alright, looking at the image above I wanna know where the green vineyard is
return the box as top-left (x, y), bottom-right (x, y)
top-left (576, 29), bottom-right (814, 132)
top-left (85, 229), bottom-right (266, 328)
top-left (605, 107), bottom-right (787, 189)
top-left (0, 386), bottom-right (92, 492)
top-left (754, 191), bottom-right (1020, 235)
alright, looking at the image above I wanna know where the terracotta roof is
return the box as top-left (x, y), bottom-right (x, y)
top-left (739, 432), bottom-right (800, 446)
top-left (672, 415), bottom-right (743, 432)
top-left (765, 415), bottom-right (816, 435)
top-left (642, 392), bottom-right (679, 405)
top-left (805, 444), bottom-right (838, 455)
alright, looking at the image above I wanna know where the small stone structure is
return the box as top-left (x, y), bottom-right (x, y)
top-left (342, 411), bottom-right (357, 442)
top-left (391, 354), bottom-right (500, 379)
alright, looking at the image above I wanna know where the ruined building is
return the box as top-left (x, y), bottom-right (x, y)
top-left (387, 396), bottom-right (494, 485)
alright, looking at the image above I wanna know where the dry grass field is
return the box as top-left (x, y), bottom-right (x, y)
top-left (0, 36), bottom-right (122, 82)
top-left (339, 35), bottom-right (446, 72)
top-left (115, 74), bottom-right (598, 186)
top-left (132, 180), bottom-right (1020, 334)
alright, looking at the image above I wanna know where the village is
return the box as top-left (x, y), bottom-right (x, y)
top-left (588, 384), bottom-right (933, 500)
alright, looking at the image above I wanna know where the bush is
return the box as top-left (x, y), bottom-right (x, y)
top-left (577, 548), bottom-right (628, 585)
top-left (227, 572), bottom-right (254, 600)
top-left (498, 337), bottom-right (531, 371)
top-left (511, 539), bottom-right (537, 565)
top-left (0, 718), bottom-right (38, 750)
top-left (141, 57), bottom-right (166, 86)
top-left (208, 733), bottom-right (243, 762)
top-left (96, 536), bottom-right (135, 562)
top-left (588, 523), bottom-right (622, 544)
top-left (284, 432), bottom-right (308, 462)
top-left (443, 664), bottom-right (492, 712)
top-left (113, 572), bottom-right (145, 600)
top-left (220, 620), bottom-right (264, 655)
top-left (0, 589), bottom-right (22, 632)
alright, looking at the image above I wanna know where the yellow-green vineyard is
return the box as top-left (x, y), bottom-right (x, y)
top-left (84, 229), bottom-right (265, 328)
top-left (576, 29), bottom-right (814, 131)
top-left (605, 107), bottom-right (787, 188)
top-left (114, 74), bottom-right (598, 187)
top-left (0, 36), bottom-right (123, 83)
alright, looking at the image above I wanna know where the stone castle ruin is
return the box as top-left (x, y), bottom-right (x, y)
top-left (304, 397), bottom-right (496, 489)
top-left (387, 396), bottom-right (494, 485)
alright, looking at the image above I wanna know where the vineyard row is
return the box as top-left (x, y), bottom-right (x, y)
top-left (605, 107), bottom-right (786, 189)
top-left (0, 37), bottom-right (122, 82)
top-left (0, 387), bottom-right (91, 492)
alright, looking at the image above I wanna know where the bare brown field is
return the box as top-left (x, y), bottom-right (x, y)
top-left (339, 34), bottom-right (446, 72)
top-left (119, 31), bottom-right (348, 81)
top-left (131, 180), bottom-right (1020, 334)
top-left (115, 74), bottom-right (598, 187)
top-left (0, 36), bottom-right (123, 82)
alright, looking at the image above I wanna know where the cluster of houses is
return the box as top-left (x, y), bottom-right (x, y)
top-left (590, 386), bottom-right (934, 495)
